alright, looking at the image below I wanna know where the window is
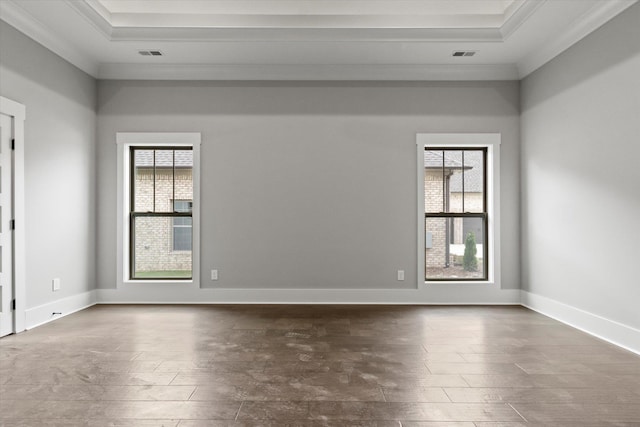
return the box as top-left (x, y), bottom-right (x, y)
top-left (117, 132), bottom-right (200, 286)
top-left (417, 133), bottom-right (500, 286)
top-left (130, 147), bottom-right (193, 279)
top-left (424, 148), bottom-right (487, 280)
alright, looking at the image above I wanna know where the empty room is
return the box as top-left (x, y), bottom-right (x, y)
top-left (0, 0), bottom-right (639, 425)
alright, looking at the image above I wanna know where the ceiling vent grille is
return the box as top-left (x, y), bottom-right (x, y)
top-left (452, 51), bottom-right (476, 57)
top-left (138, 50), bottom-right (163, 56)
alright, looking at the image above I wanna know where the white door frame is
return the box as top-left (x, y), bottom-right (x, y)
top-left (0, 96), bottom-right (26, 333)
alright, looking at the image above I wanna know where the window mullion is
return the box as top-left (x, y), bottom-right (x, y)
top-left (462, 150), bottom-right (465, 213)
top-left (152, 149), bottom-right (156, 213)
top-left (172, 150), bottom-right (175, 213)
top-left (441, 151), bottom-right (445, 213)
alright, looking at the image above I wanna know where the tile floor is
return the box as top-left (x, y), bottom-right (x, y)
top-left (1, 305), bottom-right (639, 426)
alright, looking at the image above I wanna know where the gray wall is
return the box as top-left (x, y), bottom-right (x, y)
top-left (0, 22), bottom-right (97, 308)
top-left (521, 3), bottom-right (640, 328)
top-left (97, 81), bottom-right (520, 291)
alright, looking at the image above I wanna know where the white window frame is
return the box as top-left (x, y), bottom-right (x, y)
top-left (417, 133), bottom-right (501, 289)
top-left (116, 132), bottom-right (201, 288)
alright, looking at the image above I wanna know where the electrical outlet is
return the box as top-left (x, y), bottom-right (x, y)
top-left (211, 269), bottom-right (218, 280)
top-left (397, 270), bottom-right (405, 281)
top-left (52, 278), bottom-right (61, 291)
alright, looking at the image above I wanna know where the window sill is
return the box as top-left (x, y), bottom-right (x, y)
top-left (123, 279), bottom-right (194, 285)
top-left (425, 280), bottom-right (496, 286)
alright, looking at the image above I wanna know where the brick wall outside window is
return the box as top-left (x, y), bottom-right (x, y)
top-left (133, 167), bottom-right (193, 273)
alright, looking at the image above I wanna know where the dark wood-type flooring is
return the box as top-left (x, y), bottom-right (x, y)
top-left (1, 305), bottom-right (639, 426)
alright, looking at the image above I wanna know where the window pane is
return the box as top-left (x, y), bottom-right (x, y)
top-left (424, 150), bottom-right (444, 213)
top-left (154, 150), bottom-right (175, 213)
top-left (425, 216), bottom-right (485, 280)
top-left (425, 149), bottom-right (486, 215)
top-left (133, 216), bottom-right (192, 279)
top-left (445, 150), bottom-right (463, 213)
top-left (173, 217), bottom-right (192, 251)
top-left (425, 150), bottom-right (473, 213)
top-left (462, 150), bottom-right (484, 213)
top-left (133, 150), bottom-right (154, 212)
top-left (174, 151), bottom-right (193, 211)
top-left (133, 149), bottom-right (193, 214)
top-left (174, 200), bottom-right (192, 213)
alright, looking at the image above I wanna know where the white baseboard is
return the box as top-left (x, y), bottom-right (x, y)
top-left (96, 287), bottom-right (521, 305)
top-left (25, 290), bottom-right (97, 330)
top-left (521, 291), bottom-right (640, 355)
top-left (20, 289), bottom-right (640, 356)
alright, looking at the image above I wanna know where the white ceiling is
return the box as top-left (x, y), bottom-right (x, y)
top-left (0, 0), bottom-right (636, 80)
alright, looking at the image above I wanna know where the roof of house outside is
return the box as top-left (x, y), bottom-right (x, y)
top-left (450, 150), bottom-right (483, 193)
top-left (424, 149), bottom-right (483, 192)
top-left (134, 149), bottom-right (193, 167)
top-left (424, 150), bottom-right (466, 169)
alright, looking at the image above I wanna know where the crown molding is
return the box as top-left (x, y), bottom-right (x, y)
top-left (98, 62), bottom-right (519, 81)
top-left (500, 0), bottom-right (546, 40)
top-left (108, 26), bottom-right (505, 42)
top-left (0, 0), bottom-right (99, 77)
top-left (74, 0), bottom-right (507, 42)
top-left (65, 0), bottom-right (112, 39)
top-left (106, 13), bottom-right (506, 30)
top-left (517, 0), bottom-right (638, 78)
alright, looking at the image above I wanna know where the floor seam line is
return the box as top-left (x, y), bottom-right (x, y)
top-left (186, 385), bottom-right (197, 401)
top-left (508, 402), bottom-right (528, 422)
top-left (234, 400), bottom-right (244, 421)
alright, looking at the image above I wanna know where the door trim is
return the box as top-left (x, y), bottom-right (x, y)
top-left (0, 96), bottom-right (26, 333)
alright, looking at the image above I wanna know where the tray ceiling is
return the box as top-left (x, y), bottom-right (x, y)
top-left (0, 0), bottom-right (636, 80)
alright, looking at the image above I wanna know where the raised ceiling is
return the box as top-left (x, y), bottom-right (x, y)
top-left (90, 0), bottom-right (523, 28)
top-left (98, 0), bottom-right (517, 17)
top-left (0, 0), bottom-right (636, 80)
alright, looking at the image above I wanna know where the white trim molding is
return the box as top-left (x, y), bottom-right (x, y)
top-left (0, 0), bottom-right (99, 76)
top-left (416, 133), bottom-right (501, 292)
top-left (0, 96), bottom-right (26, 334)
top-left (68, 0), bottom-right (532, 43)
top-left (521, 291), bottom-right (640, 355)
top-left (64, 0), bottom-right (113, 39)
top-left (500, 0), bottom-right (546, 40)
top-left (97, 287), bottom-right (522, 305)
top-left (25, 290), bottom-right (96, 330)
top-left (98, 63), bottom-right (520, 81)
top-left (116, 132), bottom-right (201, 289)
top-left (518, 0), bottom-right (638, 77)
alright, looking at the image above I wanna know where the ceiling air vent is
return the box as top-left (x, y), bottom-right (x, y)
top-left (138, 50), bottom-right (163, 56)
top-left (452, 51), bottom-right (476, 57)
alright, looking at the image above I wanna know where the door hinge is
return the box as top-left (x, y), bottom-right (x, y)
top-left (10, 219), bottom-right (15, 230)
top-left (11, 139), bottom-right (15, 150)
top-left (11, 299), bottom-right (16, 311)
